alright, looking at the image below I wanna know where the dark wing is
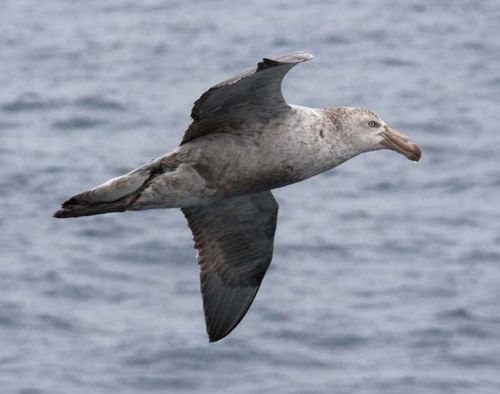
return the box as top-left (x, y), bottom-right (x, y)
top-left (181, 51), bottom-right (314, 144)
top-left (182, 191), bottom-right (279, 342)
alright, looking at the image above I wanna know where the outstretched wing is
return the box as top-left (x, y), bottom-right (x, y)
top-left (182, 191), bottom-right (279, 342)
top-left (181, 51), bottom-right (314, 144)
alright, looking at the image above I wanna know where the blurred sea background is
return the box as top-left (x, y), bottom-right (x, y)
top-left (1, 0), bottom-right (500, 393)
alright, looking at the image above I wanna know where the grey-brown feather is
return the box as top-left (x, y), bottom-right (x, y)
top-left (182, 191), bottom-right (278, 342)
top-left (181, 51), bottom-right (313, 144)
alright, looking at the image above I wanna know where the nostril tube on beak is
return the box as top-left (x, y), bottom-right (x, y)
top-left (381, 127), bottom-right (422, 161)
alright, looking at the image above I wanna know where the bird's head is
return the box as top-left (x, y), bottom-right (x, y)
top-left (332, 107), bottom-right (422, 162)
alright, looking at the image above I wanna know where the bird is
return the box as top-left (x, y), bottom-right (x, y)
top-left (54, 51), bottom-right (421, 342)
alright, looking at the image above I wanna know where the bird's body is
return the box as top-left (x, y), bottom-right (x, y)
top-left (55, 51), bottom-right (421, 342)
top-left (173, 105), bottom-right (344, 198)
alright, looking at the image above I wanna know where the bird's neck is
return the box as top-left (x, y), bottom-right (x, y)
top-left (320, 107), bottom-right (368, 162)
top-left (286, 106), bottom-right (363, 178)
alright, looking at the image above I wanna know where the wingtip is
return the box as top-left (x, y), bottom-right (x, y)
top-left (205, 315), bottom-right (238, 343)
top-left (275, 50), bottom-right (314, 63)
top-left (206, 324), bottom-right (225, 343)
top-left (207, 329), bottom-right (230, 343)
top-left (295, 50), bottom-right (315, 60)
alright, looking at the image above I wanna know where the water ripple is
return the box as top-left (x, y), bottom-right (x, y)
top-left (2, 94), bottom-right (64, 112)
top-left (74, 96), bottom-right (126, 112)
top-left (52, 117), bottom-right (106, 130)
top-left (2, 1), bottom-right (500, 393)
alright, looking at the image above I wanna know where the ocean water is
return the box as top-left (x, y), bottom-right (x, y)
top-left (1, 0), bottom-right (500, 393)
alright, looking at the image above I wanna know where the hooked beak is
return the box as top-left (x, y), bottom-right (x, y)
top-left (381, 126), bottom-right (422, 161)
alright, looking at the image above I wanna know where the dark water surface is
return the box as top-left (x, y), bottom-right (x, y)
top-left (2, 1), bottom-right (500, 393)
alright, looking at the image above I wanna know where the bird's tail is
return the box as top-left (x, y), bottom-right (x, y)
top-left (54, 164), bottom-right (156, 219)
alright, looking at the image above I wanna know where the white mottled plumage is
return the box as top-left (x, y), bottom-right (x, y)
top-left (55, 51), bottom-right (421, 342)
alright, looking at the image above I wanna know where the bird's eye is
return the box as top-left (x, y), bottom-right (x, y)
top-left (368, 121), bottom-right (379, 128)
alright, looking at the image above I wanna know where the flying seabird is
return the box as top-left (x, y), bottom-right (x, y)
top-left (54, 51), bottom-right (422, 342)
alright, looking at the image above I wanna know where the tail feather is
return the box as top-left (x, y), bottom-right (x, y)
top-left (54, 196), bottom-right (130, 218)
top-left (54, 165), bottom-right (153, 218)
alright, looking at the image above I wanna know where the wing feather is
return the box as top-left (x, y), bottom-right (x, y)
top-left (182, 191), bottom-right (279, 342)
top-left (181, 51), bottom-right (313, 144)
